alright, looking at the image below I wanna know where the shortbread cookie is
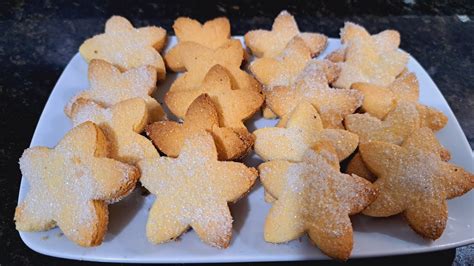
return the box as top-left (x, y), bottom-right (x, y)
top-left (15, 122), bottom-right (140, 247)
top-left (333, 22), bottom-right (409, 89)
top-left (79, 16), bottom-right (167, 79)
top-left (70, 98), bottom-right (158, 164)
top-left (249, 36), bottom-right (312, 87)
top-left (359, 140), bottom-right (474, 239)
top-left (254, 102), bottom-right (358, 162)
top-left (165, 65), bottom-right (264, 128)
top-left (259, 147), bottom-right (377, 260)
top-left (167, 40), bottom-right (261, 93)
top-left (165, 17), bottom-right (231, 71)
top-left (138, 132), bottom-right (257, 248)
top-left (265, 59), bottom-right (362, 128)
top-left (65, 59), bottom-right (165, 122)
top-left (245, 10), bottom-right (327, 58)
top-left (147, 94), bottom-right (254, 160)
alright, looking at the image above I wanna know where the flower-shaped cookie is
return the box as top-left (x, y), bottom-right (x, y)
top-left (265, 59), bottom-right (362, 128)
top-left (147, 94), bottom-right (254, 160)
top-left (79, 16), bottom-right (167, 79)
top-left (70, 98), bottom-right (158, 164)
top-left (165, 65), bottom-right (264, 128)
top-left (15, 122), bottom-right (140, 246)
top-left (66, 59), bottom-right (165, 122)
top-left (259, 147), bottom-right (377, 260)
top-left (165, 17), bottom-right (231, 71)
top-left (332, 22), bottom-right (409, 89)
top-left (138, 132), bottom-right (257, 248)
top-left (360, 139), bottom-right (474, 239)
top-left (245, 10), bottom-right (327, 57)
top-left (254, 102), bottom-right (358, 162)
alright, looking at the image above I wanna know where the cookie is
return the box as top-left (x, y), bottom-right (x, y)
top-left (70, 98), bottom-right (158, 164)
top-left (146, 94), bottom-right (254, 160)
top-left (65, 59), bottom-right (165, 123)
top-left (167, 40), bottom-right (261, 93)
top-left (249, 36), bottom-right (312, 87)
top-left (245, 10), bottom-right (327, 58)
top-left (165, 17), bottom-right (231, 71)
top-left (359, 139), bottom-right (474, 239)
top-left (79, 16), bottom-right (167, 80)
top-left (15, 122), bottom-right (140, 247)
top-left (165, 65), bottom-right (264, 128)
top-left (265, 59), bottom-right (363, 128)
top-left (254, 102), bottom-right (358, 162)
top-left (259, 146), bottom-right (377, 260)
top-left (138, 132), bottom-right (257, 248)
top-left (333, 22), bottom-right (409, 89)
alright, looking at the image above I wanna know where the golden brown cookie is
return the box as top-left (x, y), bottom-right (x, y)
top-left (165, 17), bottom-right (231, 71)
top-left (79, 16), bottom-right (167, 79)
top-left (165, 65), bottom-right (264, 128)
top-left (66, 59), bottom-right (165, 123)
top-left (147, 94), bottom-right (254, 160)
top-left (70, 98), bottom-right (158, 164)
top-left (259, 147), bottom-right (377, 260)
top-left (167, 40), bottom-right (261, 93)
top-left (245, 10), bottom-right (327, 57)
top-left (359, 140), bottom-right (474, 239)
top-left (138, 132), bottom-right (257, 248)
top-left (265, 59), bottom-right (363, 128)
top-left (333, 22), bottom-right (409, 89)
top-left (15, 122), bottom-right (140, 247)
top-left (254, 102), bottom-right (358, 162)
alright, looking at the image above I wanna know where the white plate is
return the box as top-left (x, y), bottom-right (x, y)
top-left (18, 37), bottom-right (474, 263)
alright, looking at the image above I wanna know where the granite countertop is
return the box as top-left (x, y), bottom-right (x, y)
top-left (0, 1), bottom-right (473, 265)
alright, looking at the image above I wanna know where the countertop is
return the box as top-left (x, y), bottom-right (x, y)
top-left (0, 0), bottom-right (473, 265)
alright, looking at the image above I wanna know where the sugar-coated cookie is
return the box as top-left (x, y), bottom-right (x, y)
top-left (167, 40), bottom-right (261, 93)
top-left (70, 98), bottom-right (158, 164)
top-left (259, 146), bottom-right (377, 260)
top-left (359, 137), bottom-right (474, 239)
top-left (245, 10), bottom-right (327, 58)
top-left (265, 59), bottom-right (363, 128)
top-left (65, 59), bottom-right (165, 123)
top-left (333, 22), bottom-right (409, 89)
top-left (138, 132), bottom-right (257, 248)
top-left (165, 65), bottom-right (264, 128)
top-left (254, 102), bottom-right (358, 162)
top-left (146, 94), bottom-right (254, 160)
top-left (249, 36), bottom-right (312, 87)
top-left (79, 16), bottom-right (167, 79)
top-left (15, 122), bottom-right (140, 247)
top-left (165, 17), bottom-right (231, 71)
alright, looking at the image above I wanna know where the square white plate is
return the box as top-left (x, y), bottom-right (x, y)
top-left (18, 37), bottom-right (474, 263)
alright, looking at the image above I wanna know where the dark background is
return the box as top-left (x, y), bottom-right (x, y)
top-left (1, 0), bottom-right (473, 265)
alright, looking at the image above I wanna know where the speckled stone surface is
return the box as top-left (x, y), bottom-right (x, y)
top-left (0, 0), bottom-right (473, 265)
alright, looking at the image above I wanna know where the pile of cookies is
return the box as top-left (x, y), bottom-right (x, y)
top-left (15, 11), bottom-right (473, 261)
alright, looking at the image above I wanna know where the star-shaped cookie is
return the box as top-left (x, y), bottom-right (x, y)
top-left (249, 36), bottom-right (312, 87)
top-left (245, 10), bottom-right (327, 57)
top-left (259, 147), bottom-right (377, 260)
top-left (66, 59), bottom-right (165, 123)
top-left (165, 17), bottom-right (231, 71)
top-left (359, 139), bottom-right (474, 239)
top-left (332, 22), bottom-right (409, 89)
top-left (254, 102), bottom-right (358, 162)
top-left (165, 65), bottom-right (264, 128)
top-left (79, 16), bottom-right (167, 79)
top-left (147, 94), bottom-right (254, 160)
top-left (265, 59), bottom-right (363, 128)
top-left (167, 40), bottom-right (261, 93)
top-left (15, 122), bottom-right (140, 246)
top-left (138, 132), bottom-right (257, 248)
top-left (70, 98), bottom-right (158, 164)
